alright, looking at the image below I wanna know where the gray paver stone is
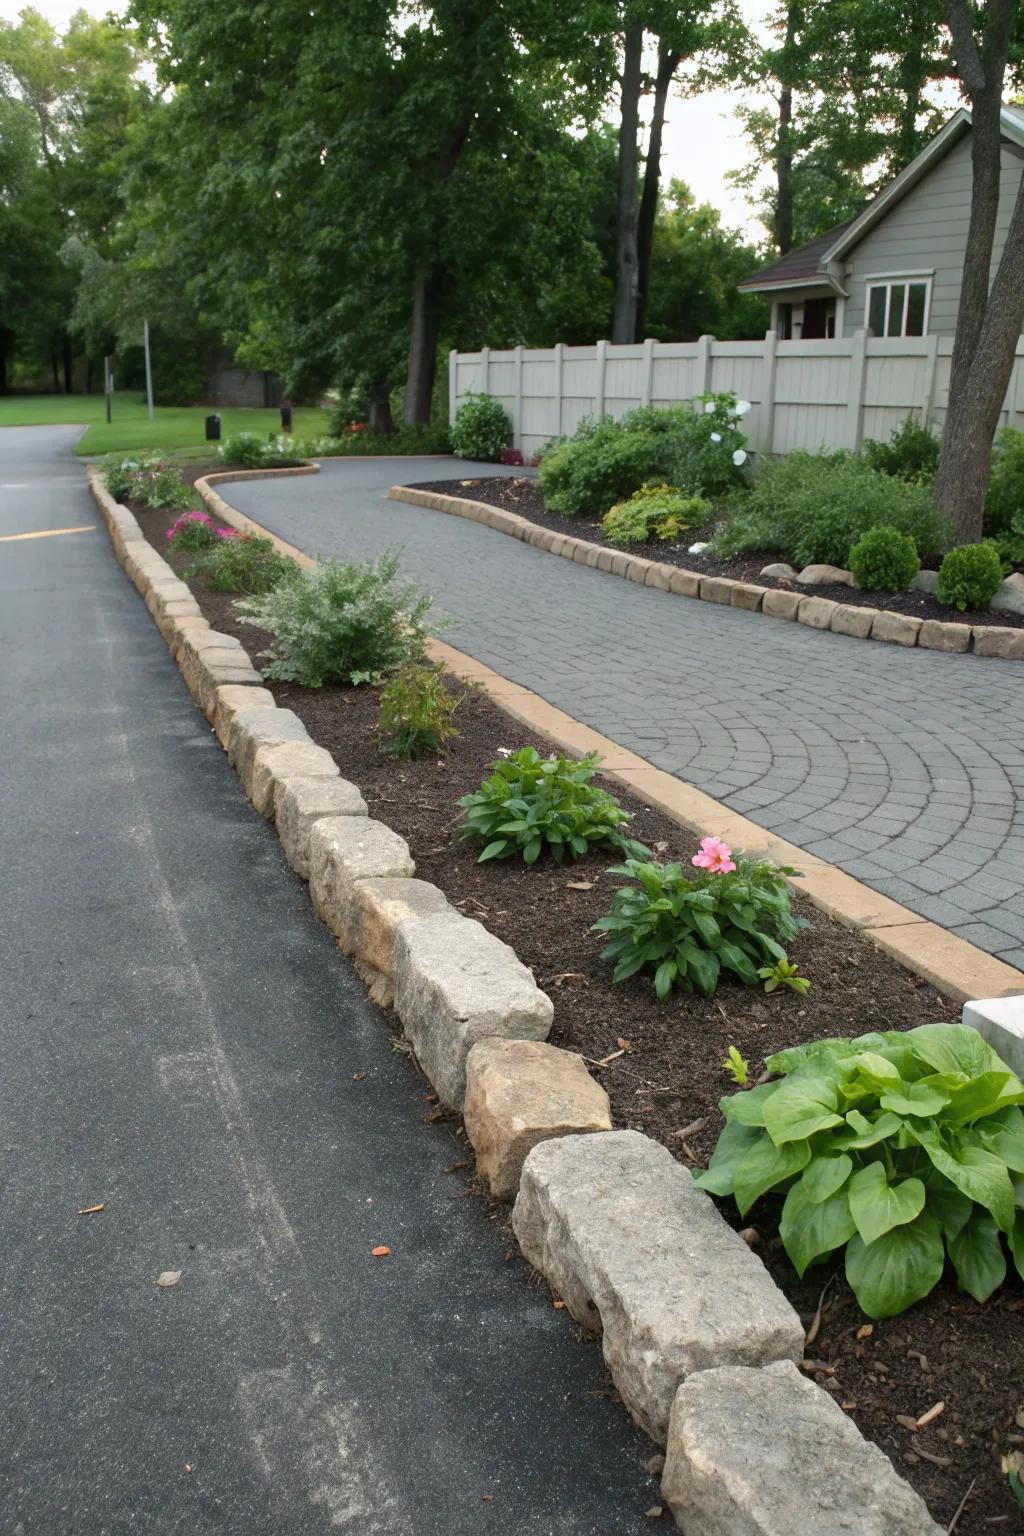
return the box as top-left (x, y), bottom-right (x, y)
top-left (511, 1131), bottom-right (804, 1444)
top-left (276, 775), bottom-right (369, 878)
top-left (393, 912), bottom-right (553, 1109)
top-left (249, 740), bottom-right (339, 818)
top-left (661, 1360), bottom-right (943, 1536)
top-left (308, 817), bottom-right (415, 941)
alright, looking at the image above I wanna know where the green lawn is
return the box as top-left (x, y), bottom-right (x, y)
top-left (0, 392), bottom-right (331, 457)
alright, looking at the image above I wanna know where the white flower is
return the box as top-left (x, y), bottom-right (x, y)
top-left (496, 747), bottom-right (512, 758)
top-left (710, 432), bottom-right (722, 443)
top-left (735, 399), bottom-right (752, 416)
top-left (703, 401), bottom-right (716, 415)
top-left (733, 448), bottom-right (748, 466)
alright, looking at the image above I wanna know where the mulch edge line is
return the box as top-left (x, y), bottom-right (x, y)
top-left (88, 462), bottom-right (1008, 1533)
top-left (387, 483), bottom-right (1024, 662)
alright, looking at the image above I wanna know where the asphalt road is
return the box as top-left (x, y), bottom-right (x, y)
top-left (0, 427), bottom-right (654, 1535)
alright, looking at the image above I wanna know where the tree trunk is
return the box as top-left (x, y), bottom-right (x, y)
top-left (62, 332), bottom-right (73, 394)
top-left (612, 24), bottom-right (644, 344)
top-left (403, 273), bottom-right (442, 426)
top-left (0, 330), bottom-right (9, 395)
top-left (85, 356), bottom-right (94, 395)
top-left (775, 2), bottom-right (800, 255)
top-left (50, 348), bottom-right (60, 393)
top-left (634, 45), bottom-right (680, 343)
top-left (368, 376), bottom-right (395, 435)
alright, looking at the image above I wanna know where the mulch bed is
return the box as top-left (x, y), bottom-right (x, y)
top-left (129, 491), bottom-right (1024, 1532)
top-left (416, 475), bottom-right (1024, 633)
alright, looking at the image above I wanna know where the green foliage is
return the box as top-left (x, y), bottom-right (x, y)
top-left (166, 510), bottom-right (218, 550)
top-left (101, 453), bottom-right (139, 502)
top-left (985, 427), bottom-right (1024, 540)
top-left (235, 549), bottom-right (437, 688)
top-left (847, 526), bottom-right (921, 592)
top-left (218, 432), bottom-right (307, 469)
top-left (723, 1046), bottom-right (751, 1087)
top-left (458, 748), bottom-right (648, 866)
top-left (716, 451), bottom-right (948, 569)
top-left (191, 531), bottom-right (299, 594)
top-left (299, 424), bottom-right (453, 458)
top-left (377, 664), bottom-right (459, 760)
top-left (539, 397), bottom-right (748, 519)
top-left (451, 393), bottom-right (512, 461)
top-left (758, 960), bottom-right (811, 996)
top-left (862, 416), bottom-right (939, 483)
top-left (104, 452), bottom-right (194, 511)
top-left (601, 485), bottom-right (709, 547)
top-left (593, 855), bottom-right (801, 1000)
top-left (646, 180), bottom-right (770, 342)
top-left (936, 542), bottom-right (1004, 612)
top-left (696, 1023), bottom-right (1024, 1318)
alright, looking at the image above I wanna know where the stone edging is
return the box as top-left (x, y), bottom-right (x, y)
top-left (108, 465), bottom-right (989, 1534)
top-left (389, 484), bottom-right (1024, 662)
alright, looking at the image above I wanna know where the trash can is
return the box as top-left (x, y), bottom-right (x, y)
top-left (205, 413), bottom-right (221, 442)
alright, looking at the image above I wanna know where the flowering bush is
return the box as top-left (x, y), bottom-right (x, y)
top-left (190, 530), bottom-right (299, 594)
top-left (102, 453), bottom-right (194, 511)
top-left (593, 840), bottom-right (805, 998)
top-left (166, 510), bottom-right (220, 550)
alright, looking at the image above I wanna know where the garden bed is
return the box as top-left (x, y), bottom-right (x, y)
top-left (416, 475), bottom-right (1024, 632)
top-left (130, 492), bottom-right (1024, 1532)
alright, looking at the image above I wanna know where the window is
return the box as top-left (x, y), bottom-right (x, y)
top-left (867, 278), bottom-right (930, 337)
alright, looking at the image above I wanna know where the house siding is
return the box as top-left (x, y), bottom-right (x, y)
top-left (842, 134), bottom-right (1024, 336)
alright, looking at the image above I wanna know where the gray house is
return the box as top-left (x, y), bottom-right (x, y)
top-left (739, 103), bottom-right (1024, 343)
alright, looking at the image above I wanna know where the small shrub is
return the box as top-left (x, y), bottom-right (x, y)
top-left (451, 393), bottom-right (512, 461)
top-left (862, 415), bottom-right (939, 483)
top-left (218, 432), bottom-right (307, 469)
top-left (235, 549), bottom-right (438, 687)
top-left (104, 453), bottom-right (195, 511)
top-left (847, 526), bottom-right (920, 591)
top-left (298, 423), bottom-right (452, 458)
top-left (166, 509), bottom-right (219, 550)
top-left (101, 454), bottom-right (138, 502)
top-left (985, 427), bottom-right (1024, 540)
top-left (601, 485), bottom-right (710, 547)
top-left (191, 530), bottom-right (299, 594)
top-left (327, 391), bottom-right (369, 436)
top-left (377, 664), bottom-right (460, 760)
top-left (593, 840), bottom-right (801, 999)
top-left (458, 747), bottom-right (648, 865)
top-left (936, 541), bottom-right (1004, 611)
top-left (716, 450), bottom-right (948, 568)
top-left (696, 1022), bottom-right (1024, 1318)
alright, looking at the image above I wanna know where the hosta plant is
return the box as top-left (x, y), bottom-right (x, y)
top-left (696, 1023), bottom-right (1024, 1318)
top-left (458, 748), bottom-right (648, 865)
top-left (593, 839), bottom-right (802, 999)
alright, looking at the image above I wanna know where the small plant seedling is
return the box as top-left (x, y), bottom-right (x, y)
top-left (758, 959), bottom-right (810, 995)
top-left (722, 1046), bottom-right (750, 1086)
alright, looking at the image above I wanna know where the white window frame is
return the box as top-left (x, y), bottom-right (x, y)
top-left (865, 274), bottom-right (933, 337)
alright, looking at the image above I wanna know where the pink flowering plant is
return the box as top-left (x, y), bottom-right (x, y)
top-left (166, 509), bottom-right (220, 551)
top-left (593, 839), bottom-right (806, 999)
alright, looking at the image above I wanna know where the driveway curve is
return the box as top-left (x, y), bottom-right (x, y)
top-left (224, 456), bottom-right (1024, 969)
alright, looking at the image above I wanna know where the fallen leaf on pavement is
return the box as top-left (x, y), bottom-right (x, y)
top-left (552, 1299), bottom-right (566, 1310)
top-left (352, 1073), bottom-right (366, 1082)
top-left (156, 1271), bottom-right (182, 1288)
top-left (371, 1245), bottom-right (391, 1258)
top-left (78, 1204), bottom-right (105, 1216)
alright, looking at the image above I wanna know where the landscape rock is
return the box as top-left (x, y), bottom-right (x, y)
top-left (393, 912), bottom-right (553, 1109)
top-left (913, 568), bottom-right (939, 594)
top-left (227, 706), bottom-right (311, 788)
top-left (511, 1131), bottom-right (804, 1444)
top-left (759, 563), bottom-right (797, 581)
top-left (797, 563), bottom-right (855, 587)
top-left (991, 572), bottom-right (1024, 616)
top-left (308, 817), bottom-right (415, 941)
top-left (349, 877), bottom-right (452, 1006)
top-left (249, 740), bottom-right (340, 818)
top-left (661, 1360), bottom-right (943, 1536)
top-left (687, 541), bottom-right (710, 555)
top-left (212, 684), bottom-right (276, 749)
top-left (871, 611), bottom-right (922, 646)
top-left (972, 625), bottom-right (1024, 659)
top-left (797, 595), bottom-right (838, 630)
top-left (918, 619), bottom-right (971, 654)
top-left (276, 776), bottom-right (369, 878)
top-left (464, 1039), bottom-right (612, 1200)
top-left (830, 604), bottom-right (875, 638)
top-left (762, 588), bottom-right (801, 620)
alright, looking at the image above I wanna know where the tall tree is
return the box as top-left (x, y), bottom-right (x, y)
top-left (934, 0), bottom-right (1024, 541)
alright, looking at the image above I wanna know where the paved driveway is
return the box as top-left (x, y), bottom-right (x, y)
top-left (1, 429), bottom-right (653, 1533)
top-left (224, 455), bottom-right (1024, 969)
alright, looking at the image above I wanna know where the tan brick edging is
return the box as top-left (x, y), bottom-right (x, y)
top-left (389, 484), bottom-right (1024, 661)
top-left (192, 469), bottom-right (1024, 1006)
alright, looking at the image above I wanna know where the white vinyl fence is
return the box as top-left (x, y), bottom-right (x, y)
top-left (448, 333), bottom-right (1024, 462)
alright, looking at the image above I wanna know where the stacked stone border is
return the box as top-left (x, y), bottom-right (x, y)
top-left (93, 465), bottom-right (1019, 1534)
top-left (389, 483), bottom-right (1024, 661)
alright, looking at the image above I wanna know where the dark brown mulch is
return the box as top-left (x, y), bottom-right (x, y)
top-left (417, 475), bottom-right (1024, 632)
top-left (129, 495), bottom-right (1024, 1533)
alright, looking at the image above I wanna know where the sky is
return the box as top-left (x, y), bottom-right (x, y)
top-left (2, 0), bottom-right (775, 238)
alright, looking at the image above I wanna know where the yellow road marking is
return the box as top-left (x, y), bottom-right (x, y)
top-left (0, 524), bottom-right (96, 543)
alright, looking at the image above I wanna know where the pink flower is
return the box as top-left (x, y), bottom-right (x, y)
top-left (692, 835), bottom-right (736, 874)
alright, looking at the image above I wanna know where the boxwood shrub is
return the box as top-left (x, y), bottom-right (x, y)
top-left (936, 541), bottom-right (1004, 611)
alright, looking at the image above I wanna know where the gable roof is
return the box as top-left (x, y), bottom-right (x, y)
top-left (739, 103), bottom-right (1024, 295)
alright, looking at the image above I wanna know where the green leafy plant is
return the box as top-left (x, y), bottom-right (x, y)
top-left (301, 423), bottom-right (452, 458)
top-left (218, 432), bottom-right (307, 469)
top-left (984, 427), bottom-right (1024, 540)
top-left (601, 485), bottom-right (709, 547)
top-left (862, 415), bottom-right (939, 483)
top-left (696, 1022), bottom-right (1024, 1318)
top-left (758, 959), bottom-right (810, 995)
top-left (458, 747), bottom-right (648, 865)
top-left (715, 450), bottom-right (948, 569)
top-left (377, 664), bottom-right (460, 760)
top-left (593, 841), bottom-right (802, 999)
top-left (104, 453), bottom-right (195, 511)
top-left (101, 454), bottom-right (138, 502)
top-left (723, 1046), bottom-right (751, 1086)
top-left (451, 392), bottom-right (512, 461)
top-left (166, 510), bottom-right (219, 550)
top-left (191, 531), bottom-right (299, 594)
top-left (236, 549), bottom-right (438, 688)
top-left (847, 525), bottom-right (921, 592)
top-left (936, 541), bottom-right (1004, 611)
